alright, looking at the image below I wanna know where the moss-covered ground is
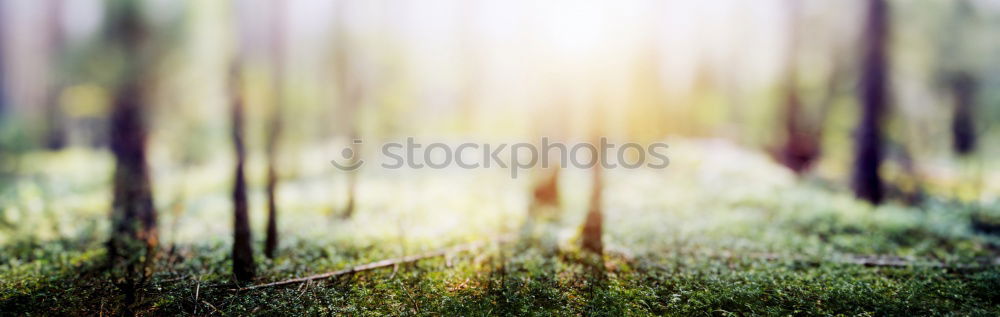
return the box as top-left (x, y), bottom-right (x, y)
top-left (2, 140), bottom-right (1000, 315)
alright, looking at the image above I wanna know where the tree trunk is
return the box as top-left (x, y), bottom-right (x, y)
top-left (230, 66), bottom-right (255, 282)
top-left (777, 89), bottom-right (821, 174)
top-left (44, 0), bottom-right (67, 149)
top-left (264, 153), bottom-right (279, 258)
top-left (852, 0), bottom-right (889, 204)
top-left (581, 137), bottom-right (603, 255)
top-left (109, 78), bottom-right (158, 254)
top-left (775, 0), bottom-right (820, 174)
top-left (949, 72), bottom-right (977, 155)
top-left (106, 4), bottom-right (158, 309)
top-left (342, 132), bottom-right (358, 218)
top-left (531, 166), bottom-right (561, 210)
top-left (108, 80), bottom-right (158, 285)
top-left (333, 0), bottom-right (361, 219)
top-left (264, 0), bottom-right (285, 259)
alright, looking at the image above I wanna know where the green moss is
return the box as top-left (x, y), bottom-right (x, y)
top-left (2, 143), bottom-right (1000, 315)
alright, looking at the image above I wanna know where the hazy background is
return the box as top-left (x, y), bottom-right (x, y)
top-left (2, 0), bottom-right (1000, 246)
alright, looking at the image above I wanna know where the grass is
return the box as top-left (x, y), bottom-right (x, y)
top-left (2, 139), bottom-right (1000, 315)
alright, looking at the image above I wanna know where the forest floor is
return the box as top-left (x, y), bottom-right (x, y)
top-left (2, 139), bottom-right (1000, 315)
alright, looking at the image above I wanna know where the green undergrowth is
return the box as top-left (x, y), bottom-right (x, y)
top-left (2, 232), bottom-right (999, 316)
top-left (3, 142), bottom-right (1000, 315)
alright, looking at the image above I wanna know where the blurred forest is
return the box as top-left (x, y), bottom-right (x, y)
top-left (2, 0), bottom-right (1000, 315)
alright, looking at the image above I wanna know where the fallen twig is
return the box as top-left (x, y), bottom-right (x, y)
top-left (193, 278), bottom-right (200, 315)
top-left (201, 300), bottom-right (222, 315)
top-left (695, 249), bottom-right (1000, 269)
top-left (827, 254), bottom-right (1000, 269)
top-left (233, 235), bottom-right (511, 292)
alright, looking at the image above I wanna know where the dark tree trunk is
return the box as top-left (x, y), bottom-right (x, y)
top-left (107, 0), bottom-right (158, 248)
top-left (230, 66), bottom-right (255, 282)
top-left (108, 80), bottom-right (158, 283)
top-left (949, 72), bottom-right (977, 155)
top-left (264, 153), bottom-right (279, 258)
top-left (44, 0), bottom-right (67, 149)
top-left (109, 79), bottom-right (158, 252)
top-left (777, 89), bottom-right (820, 174)
top-left (106, 3), bottom-right (158, 311)
top-left (852, 0), bottom-right (890, 204)
top-left (264, 0), bottom-right (285, 258)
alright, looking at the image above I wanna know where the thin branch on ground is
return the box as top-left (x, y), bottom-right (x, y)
top-left (702, 250), bottom-right (1000, 269)
top-left (233, 235), bottom-right (512, 292)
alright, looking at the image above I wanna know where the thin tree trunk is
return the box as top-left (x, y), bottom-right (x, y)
top-left (108, 3), bottom-right (159, 314)
top-left (44, 0), bottom-right (67, 149)
top-left (109, 79), bottom-right (158, 258)
top-left (333, 0), bottom-right (361, 219)
top-left (230, 65), bottom-right (255, 282)
top-left (263, 0), bottom-right (285, 259)
top-left (581, 136), bottom-right (603, 255)
top-left (529, 96), bottom-right (569, 217)
top-left (531, 166), bottom-right (561, 210)
top-left (852, 0), bottom-right (889, 204)
top-left (108, 80), bottom-right (158, 300)
top-left (343, 132), bottom-right (358, 218)
top-left (941, 0), bottom-right (978, 156)
top-left (775, 0), bottom-right (821, 174)
top-left (264, 151), bottom-right (279, 258)
top-left (106, 2), bottom-right (157, 309)
top-left (949, 72), bottom-right (977, 155)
